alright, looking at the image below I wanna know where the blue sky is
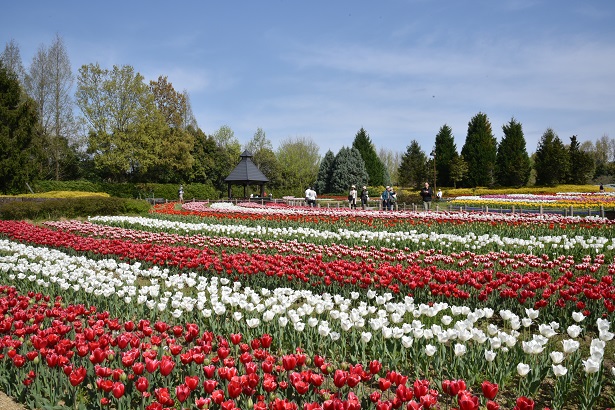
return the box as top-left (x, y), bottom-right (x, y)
top-left (2, 0), bottom-right (614, 157)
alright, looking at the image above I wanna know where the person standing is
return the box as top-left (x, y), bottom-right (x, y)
top-left (306, 187), bottom-right (317, 207)
top-left (348, 185), bottom-right (357, 209)
top-left (381, 186), bottom-right (392, 211)
top-left (305, 186), bottom-right (311, 206)
top-left (178, 184), bottom-right (184, 203)
top-left (436, 189), bottom-right (443, 201)
top-left (420, 182), bottom-right (433, 211)
top-left (360, 186), bottom-right (369, 209)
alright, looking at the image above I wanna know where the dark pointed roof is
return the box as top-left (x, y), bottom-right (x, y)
top-left (224, 150), bottom-right (269, 183)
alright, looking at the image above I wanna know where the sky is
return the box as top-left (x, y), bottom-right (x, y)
top-left (2, 0), bottom-right (615, 157)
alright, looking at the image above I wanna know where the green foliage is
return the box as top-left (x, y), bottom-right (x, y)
top-left (352, 128), bottom-right (387, 186)
top-left (329, 147), bottom-right (368, 193)
top-left (315, 150), bottom-right (335, 194)
top-left (0, 62), bottom-right (43, 194)
top-left (276, 136), bottom-right (320, 193)
top-left (398, 140), bottom-right (428, 189)
top-left (535, 128), bottom-right (569, 186)
top-left (434, 124), bottom-right (457, 187)
top-left (495, 118), bottom-right (531, 187)
top-left (31, 180), bottom-right (219, 200)
top-left (0, 197), bottom-right (150, 220)
top-left (461, 112), bottom-right (497, 187)
top-left (449, 155), bottom-right (469, 189)
top-left (567, 135), bottom-right (595, 185)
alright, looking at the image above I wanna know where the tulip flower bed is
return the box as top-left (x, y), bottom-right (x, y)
top-left (449, 192), bottom-right (615, 210)
top-left (0, 202), bottom-right (613, 409)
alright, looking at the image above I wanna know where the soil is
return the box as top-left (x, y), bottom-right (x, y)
top-left (0, 391), bottom-right (28, 410)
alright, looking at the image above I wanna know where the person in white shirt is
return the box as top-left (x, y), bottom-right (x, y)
top-left (348, 185), bottom-right (357, 209)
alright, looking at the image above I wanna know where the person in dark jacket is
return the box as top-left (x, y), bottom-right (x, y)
top-left (420, 182), bottom-right (433, 211)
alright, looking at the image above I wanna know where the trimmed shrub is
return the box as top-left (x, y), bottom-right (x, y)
top-left (0, 197), bottom-right (150, 220)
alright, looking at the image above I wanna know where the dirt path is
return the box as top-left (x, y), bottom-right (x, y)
top-left (0, 391), bottom-right (28, 410)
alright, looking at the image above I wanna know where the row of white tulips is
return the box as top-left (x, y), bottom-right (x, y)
top-left (0, 238), bottom-right (612, 380)
top-left (87, 215), bottom-right (615, 253)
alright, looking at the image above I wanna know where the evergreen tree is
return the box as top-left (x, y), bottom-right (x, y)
top-left (495, 118), bottom-right (531, 187)
top-left (398, 140), bottom-right (429, 189)
top-left (352, 127), bottom-right (387, 186)
top-left (461, 112), bottom-right (497, 187)
top-left (330, 147), bottom-right (368, 193)
top-left (0, 62), bottom-right (43, 193)
top-left (434, 124), bottom-right (457, 187)
top-left (315, 150), bottom-right (335, 194)
top-left (534, 128), bottom-right (569, 186)
top-left (567, 135), bottom-right (595, 185)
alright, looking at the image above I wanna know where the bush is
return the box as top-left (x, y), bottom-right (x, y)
top-left (0, 197), bottom-right (150, 220)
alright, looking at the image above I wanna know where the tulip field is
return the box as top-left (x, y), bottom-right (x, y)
top-left (0, 201), bottom-right (613, 410)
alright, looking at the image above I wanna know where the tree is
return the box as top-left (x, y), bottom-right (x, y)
top-left (534, 128), bottom-right (569, 186)
top-left (352, 127), bottom-right (387, 186)
top-left (377, 147), bottom-right (397, 186)
top-left (495, 118), bottom-right (531, 187)
top-left (209, 125), bottom-right (242, 190)
top-left (189, 126), bottom-right (218, 185)
top-left (461, 112), bottom-right (497, 187)
top-left (0, 39), bottom-right (26, 85)
top-left (398, 140), bottom-right (428, 189)
top-left (244, 128), bottom-right (280, 189)
top-left (449, 155), bottom-right (469, 189)
top-left (434, 124), bottom-right (457, 187)
top-left (276, 136), bottom-right (320, 194)
top-left (329, 147), bottom-right (368, 193)
top-left (76, 63), bottom-right (160, 181)
top-left (567, 135), bottom-right (595, 185)
top-left (0, 62), bottom-right (43, 193)
top-left (315, 149), bottom-right (335, 194)
top-left (146, 76), bottom-right (195, 182)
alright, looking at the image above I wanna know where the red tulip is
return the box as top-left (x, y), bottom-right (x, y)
top-left (230, 333), bottom-right (242, 345)
top-left (487, 401), bottom-right (501, 410)
top-left (378, 377), bottom-right (391, 391)
top-left (260, 334), bottom-right (273, 348)
top-left (458, 392), bottom-right (479, 410)
top-left (481, 381), bottom-right (499, 400)
top-left (69, 367), bottom-right (87, 386)
top-left (112, 382), bottom-right (125, 399)
top-left (369, 360), bottom-right (382, 375)
top-left (333, 369), bottom-right (347, 388)
top-left (203, 379), bottom-right (218, 393)
top-left (282, 354), bottom-right (297, 371)
top-left (175, 383), bottom-right (191, 403)
top-left (159, 357), bottom-right (175, 377)
top-left (135, 376), bottom-right (149, 393)
top-left (513, 397), bottom-right (534, 410)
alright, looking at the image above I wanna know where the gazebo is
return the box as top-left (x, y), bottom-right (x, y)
top-left (224, 150), bottom-right (269, 199)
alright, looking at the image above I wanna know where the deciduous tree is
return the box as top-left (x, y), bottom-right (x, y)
top-left (276, 136), bottom-right (320, 194)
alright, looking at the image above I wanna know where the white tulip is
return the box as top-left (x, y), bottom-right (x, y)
top-left (571, 311), bottom-right (585, 323)
top-left (517, 362), bottom-right (531, 377)
top-left (562, 339), bottom-right (580, 354)
top-left (454, 343), bottom-right (467, 357)
top-left (425, 344), bottom-right (437, 357)
top-left (567, 324), bottom-right (582, 338)
top-left (550, 351), bottom-right (564, 364)
top-left (583, 358), bottom-right (601, 374)
top-left (552, 364), bottom-right (568, 377)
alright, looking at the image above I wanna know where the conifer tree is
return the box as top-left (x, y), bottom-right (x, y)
top-left (398, 140), bottom-right (429, 189)
top-left (534, 128), bottom-right (569, 186)
top-left (434, 124), bottom-right (457, 187)
top-left (315, 150), bottom-right (335, 194)
top-left (0, 62), bottom-right (43, 193)
top-left (567, 135), bottom-right (594, 185)
top-left (330, 147), bottom-right (368, 193)
top-left (352, 127), bottom-right (387, 186)
top-left (495, 118), bottom-right (531, 187)
top-left (461, 112), bottom-right (497, 187)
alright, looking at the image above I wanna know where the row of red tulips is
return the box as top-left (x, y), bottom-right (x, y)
top-left (0, 285), bottom-right (530, 410)
top-left (1, 220), bottom-right (613, 324)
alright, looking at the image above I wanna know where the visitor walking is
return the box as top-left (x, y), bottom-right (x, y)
top-left (178, 185), bottom-right (184, 203)
top-left (381, 186), bottom-right (392, 211)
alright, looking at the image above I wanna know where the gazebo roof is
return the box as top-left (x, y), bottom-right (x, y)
top-left (224, 150), bottom-right (269, 183)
